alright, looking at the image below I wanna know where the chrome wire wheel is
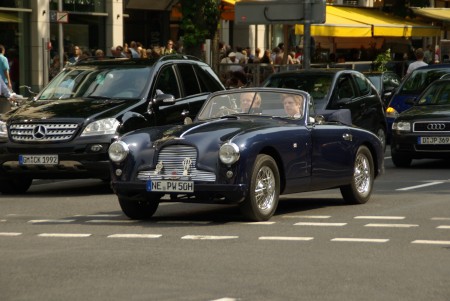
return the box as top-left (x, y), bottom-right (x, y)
top-left (254, 166), bottom-right (276, 212)
top-left (240, 154), bottom-right (280, 221)
top-left (354, 151), bottom-right (371, 196)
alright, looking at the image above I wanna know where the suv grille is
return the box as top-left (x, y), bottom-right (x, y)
top-left (137, 145), bottom-right (216, 182)
top-left (9, 123), bottom-right (79, 142)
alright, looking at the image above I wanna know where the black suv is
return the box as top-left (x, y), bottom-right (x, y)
top-left (262, 69), bottom-right (387, 149)
top-left (0, 55), bottom-right (225, 193)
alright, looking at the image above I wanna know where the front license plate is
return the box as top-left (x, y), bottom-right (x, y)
top-left (146, 180), bottom-right (194, 193)
top-left (418, 137), bottom-right (450, 145)
top-left (19, 154), bottom-right (59, 165)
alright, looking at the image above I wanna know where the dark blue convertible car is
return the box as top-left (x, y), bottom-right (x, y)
top-left (108, 88), bottom-right (384, 221)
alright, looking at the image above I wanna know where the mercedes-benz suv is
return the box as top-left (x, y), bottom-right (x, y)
top-left (0, 55), bottom-right (225, 193)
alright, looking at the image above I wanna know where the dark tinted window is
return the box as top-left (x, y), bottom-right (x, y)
top-left (337, 74), bottom-right (356, 99)
top-left (401, 68), bottom-right (450, 94)
top-left (354, 73), bottom-right (370, 95)
top-left (195, 65), bottom-right (225, 92)
top-left (154, 65), bottom-right (180, 99)
top-left (178, 63), bottom-right (201, 96)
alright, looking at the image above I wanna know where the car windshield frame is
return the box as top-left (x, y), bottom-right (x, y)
top-left (399, 68), bottom-right (450, 95)
top-left (38, 65), bottom-right (154, 100)
top-left (196, 89), bottom-right (309, 122)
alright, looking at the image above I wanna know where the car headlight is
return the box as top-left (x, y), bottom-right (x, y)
top-left (0, 121), bottom-right (7, 138)
top-left (108, 141), bottom-right (129, 163)
top-left (219, 143), bottom-right (240, 165)
top-left (386, 107), bottom-right (399, 119)
top-left (392, 121), bottom-right (411, 132)
top-left (81, 118), bottom-right (120, 136)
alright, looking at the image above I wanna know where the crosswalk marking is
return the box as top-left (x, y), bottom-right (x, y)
top-left (259, 236), bottom-right (314, 241)
top-left (107, 234), bottom-right (162, 238)
top-left (28, 219), bottom-right (75, 224)
top-left (411, 240), bottom-right (450, 245)
top-left (364, 223), bottom-right (419, 228)
top-left (38, 233), bottom-right (91, 238)
top-left (294, 222), bottom-right (347, 226)
top-left (0, 232), bottom-right (22, 236)
top-left (331, 238), bottom-right (389, 243)
top-left (437, 225), bottom-right (450, 229)
top-left (283, 215), bottom-right (331, 219)
top-left (182, 235), bottom-right (238, 240)
top-left (86, 219), bottom-right (138, 223)
top-left (355, 216), bottom-right (405, 220)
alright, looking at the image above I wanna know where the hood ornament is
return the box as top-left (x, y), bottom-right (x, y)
top-left (183, 158), bottom-right (192, 176)
top-left (154, 161), bottom-right (164, 175)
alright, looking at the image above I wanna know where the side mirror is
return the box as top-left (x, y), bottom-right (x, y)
top-left (153, 94), bottom-right (176, 106)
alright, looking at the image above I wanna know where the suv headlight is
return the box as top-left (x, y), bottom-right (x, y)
top-left (219, 142), bottom-right (240, 165)
top-left (81, 118), bottom-right (120, 136)
top-left (108, 141), bottom-right (129, 163)
top-left (0, 121), bottom-right (7, 138)
top-left (392, 121), bottom-right (411, 132)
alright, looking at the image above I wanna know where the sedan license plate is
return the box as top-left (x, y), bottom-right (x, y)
top-left (19, 154), bottom-right (59, 165)
top-left (147, 180), bottom-right (194, 193)
top-left (418, 137), bottom-right (450, 145)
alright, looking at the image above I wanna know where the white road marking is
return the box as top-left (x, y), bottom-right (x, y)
top-left (331, 238), bottom-right (389, 243)
top-left (181, 235), bottom-right (238, 240)
top-left (294, 222), bottom-right (347, 226)
top-left (283, 215), bottom-right (331, 219)
top-left (0, 232), bottom-right (22, 236)
top-left (157, 221), bottom-right (211, 225)
top-left (0, 219), bottom-right (6, 222)
top-left (437, 225), bottom-right (450, 229)
top-left (74, 214), bottom-right (121, 217)
top-left (86, 219), bottom-right (138, 223)
top-left (244, 221), bottom-right (276, 225)
top-left (396, 181), bottom-right (444, 191)
top-left (211, 298), bottom-right (237, 301)
top-left (431, 217), bottom-right (450, 221)
top-left (259, 236), bottom-right (314, 241)
top-left (38, 233), bottom-right (92, 238)
top-left (107, 234), bottom-right (162, 238)
top-left (412, 240), bottom-right (450, 245)
top-left (355, 216), bottom-right (405, 220)
top-left (365, 223), bottom-right (419, 228)
top-left (28, 219), bottom-right (75, 223)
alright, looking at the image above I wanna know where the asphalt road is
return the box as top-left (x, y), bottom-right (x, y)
top-left (1, 149), bottom-right (449, 301)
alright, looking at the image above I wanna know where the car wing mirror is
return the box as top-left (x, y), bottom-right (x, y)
top-left (153, 93), bottom-right (176, 107)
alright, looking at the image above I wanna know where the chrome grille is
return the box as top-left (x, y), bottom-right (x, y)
top-left (137, 145), bottom-right (216, 182)
top-left (10, 123), bottom-right (79, 142)
top-left (413, 122), bottom-right (450, 132)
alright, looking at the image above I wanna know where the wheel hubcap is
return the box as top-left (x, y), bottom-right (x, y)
top-left (354, 154), bottom-right (371, 195)
top-left (254, 166), bottom-right (276, 211)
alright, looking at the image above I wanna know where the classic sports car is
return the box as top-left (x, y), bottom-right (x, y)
top-left (109, 88), bottom-right (384, 221)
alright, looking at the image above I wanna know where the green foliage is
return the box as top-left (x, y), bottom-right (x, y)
top-left (179, 0), bottom-right (221, 49)
top-left (374, 48), bottom-right (391, 72)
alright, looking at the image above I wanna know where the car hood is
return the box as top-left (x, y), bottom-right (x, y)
top-left (398, 105), bottom-right (450, 121)
top-left (2, 98), bottom-right (135, 122)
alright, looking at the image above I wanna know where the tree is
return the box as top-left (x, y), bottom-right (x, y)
top-left (179, 0), bottom-right (221, 58)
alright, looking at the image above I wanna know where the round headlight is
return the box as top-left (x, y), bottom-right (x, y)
top-left (219, 143), bottom-right (240, 165)
top-left (108, 141), bottom-right (129, 163)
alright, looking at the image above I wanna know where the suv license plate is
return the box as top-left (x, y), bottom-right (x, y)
top-left (147, 180), bottom-right (194, 193)
top-left (418, 137), bottom-right (450, 145)
top-left (19, 155), bottom-right (59, 165)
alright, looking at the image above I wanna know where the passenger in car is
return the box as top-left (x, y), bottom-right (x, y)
top-left (282, 93), bottom-right (304, 118)
top-left (240, 92), bottom-right (261, 113)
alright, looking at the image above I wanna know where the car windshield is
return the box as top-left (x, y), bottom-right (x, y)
top-left (416, 81), bottom-right (450, 105)
top-left (400, 68), bottom-right (450, 95)
top-left (262, 73), bottom-right (333, 102)
top-left (197, 90), bottom-right (307, 121)
top-left (38, 66), bottom-right (152, 100)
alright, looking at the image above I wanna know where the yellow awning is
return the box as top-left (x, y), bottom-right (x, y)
top-left (410, 7), bottom-right (450, 22)
top-left (295, 6), bottom-right (372, 37)
top-left (295, 5), bottom-right (440, 37)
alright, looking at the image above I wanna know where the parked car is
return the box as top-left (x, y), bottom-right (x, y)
top-left (364, 71), bottom-right (401, 106)
top-left (108, 88), bottom-right (384, 221)
top-left (262, 69), bottom-right (387, 149)
top-left (391, 78), bottom-right (450, 167)
top-left (386, 64), bottom-right (450, 138)
top-left (0, 55), bottom-right (225, 194)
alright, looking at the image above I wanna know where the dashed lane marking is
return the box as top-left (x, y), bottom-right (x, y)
top-left (411, 240), bottom-right (450, 245)
top-left (331, 238), bottom-right (389, 243)
top-left (156, 221), bottom-right (211, 225)
top-left (431, 217), bottom-right (450, 221)
top-left (355, 216), bottom-right (405, 220)
top-left (396, 181), bottom-right (444, 191)
top-left (28, 219), bottom-right (76, 224)
top-left (244, 221), bottom-right (276, 225)
top-left (0, 232), bottom-right (22, 236)
top-left (283, 215), bottom-right (331, 219)
top-left (38, 233), bottom-right (92, 238)
top-left (259, 236), bottom-right (314, 241)
top-left (86, 220), bottom-right (139, 223)
top-left (74, 214), bottom-right (121, 217)
top-left (181, 235), bottom-right (239, 240)
top-left (294, 222), bottom-right (347, 226)
top-left (437, 225), bottom-right (450, 229)
top-left (107, 234), bottom-right (162, 238)
top-left (364, 223), bottom-right (419, 228)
